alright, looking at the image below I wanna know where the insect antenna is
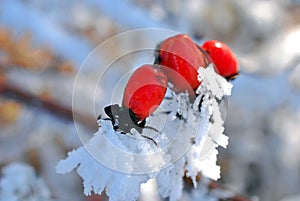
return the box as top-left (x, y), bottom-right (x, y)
top-left (139, 134), bottom-right (157, 146)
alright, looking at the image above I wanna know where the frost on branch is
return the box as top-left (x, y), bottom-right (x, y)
top-left (56, 64), bottom-right (233, 201)
top-left (56, 120), bottom-right (161, 200)
top-left (156, 158), bottom-right (185, 201)
top-left (0, 163), bottom-right (54, 201)
top-left (197, 64), bottom-right (233, 99)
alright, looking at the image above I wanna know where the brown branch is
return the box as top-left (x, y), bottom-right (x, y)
top-left (184, 174), bottom-right (252, 201)
top-left (209, 181), bottom-right (251, 201)
top-left (0, 76), bottom-right (98, 131)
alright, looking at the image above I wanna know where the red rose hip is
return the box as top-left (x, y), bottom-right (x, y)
top-left (202, 40), bottom-right (239, 80)
top-left (155, 34), bottom-right (211, 94)
top-left (104, 64), bottom-right (167, 134)
top-left (122, 64), bottom-right (168, 120)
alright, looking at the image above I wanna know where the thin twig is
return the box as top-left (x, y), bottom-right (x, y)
top-left (0, 77), bottom-right (98, 131)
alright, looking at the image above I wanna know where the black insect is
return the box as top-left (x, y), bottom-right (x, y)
top-left (98, 104), bottom-right (158, 145)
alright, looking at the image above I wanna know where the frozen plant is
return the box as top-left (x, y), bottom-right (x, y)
top-left (0, 163), bottom-right (55, 201)
top-left (56, 64), bottom-right (232, 201)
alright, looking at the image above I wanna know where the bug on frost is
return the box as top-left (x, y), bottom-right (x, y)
top-left (100, 64), bottom-right (168, 144)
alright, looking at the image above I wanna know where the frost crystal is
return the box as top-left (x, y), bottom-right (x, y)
top-left (0, 163), bottom-right (54, 201)
top-left (56, 63), bottom-right (232, 201)
top-left (56, 121), bottom-right (161, 200)
top-left (197, 64), bottom-right (233, 99)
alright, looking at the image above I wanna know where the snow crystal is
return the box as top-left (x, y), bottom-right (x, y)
top-left (56, 63), bottom-right (232, 201)
top-left (197, 64), bottom-right (233, 99)
top-left (56, 144), bottom-right (154, 201)
top-left (156, 158), bottom-right (185, 201)
top-left (56, 120), bottom-right (165, 200)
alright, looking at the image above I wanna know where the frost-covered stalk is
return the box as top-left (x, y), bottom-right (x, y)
top-left (56, 64), bottom-right (232, 201)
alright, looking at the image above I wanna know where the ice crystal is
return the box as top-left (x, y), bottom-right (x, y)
top-left (156, 158), bottom-right (185, 201)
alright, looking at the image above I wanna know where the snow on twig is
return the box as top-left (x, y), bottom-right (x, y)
top-left (56, 64), bottom-right (232, 201)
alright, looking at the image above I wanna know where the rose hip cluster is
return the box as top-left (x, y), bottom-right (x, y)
top-left (103, 34), bottom-right (239, 134)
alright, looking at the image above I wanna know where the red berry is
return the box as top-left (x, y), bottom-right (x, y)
top-left (156, 34), bottom-right (211, 94)
top-left (122, 64), bottom-right (168, 121)
top-left (202, 40), bottom-right (239, 79)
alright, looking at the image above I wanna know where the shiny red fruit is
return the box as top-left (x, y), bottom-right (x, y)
top-left (156, 34), bottom-right (211, 93)
top-left (202, 40), bottom-right (239, 80)
top-left (122, 64), bottom-right (168, 121)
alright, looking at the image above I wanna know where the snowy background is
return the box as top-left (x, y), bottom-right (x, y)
top-left (1, 0), bottom-right (300, 201)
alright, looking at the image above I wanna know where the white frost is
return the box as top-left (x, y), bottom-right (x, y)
top-left (56, 64), bottom-right (232, 201)
top-left (156, 158), bottom-right (185, 201)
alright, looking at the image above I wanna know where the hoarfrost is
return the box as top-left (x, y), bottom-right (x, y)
top-left (56, 64), bottom-right (232, 201)
top-left (157, 158), bottom-right (185, 201)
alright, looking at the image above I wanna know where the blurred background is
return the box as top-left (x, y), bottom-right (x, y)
top-left (1, 0), bottom-right (300, 201)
